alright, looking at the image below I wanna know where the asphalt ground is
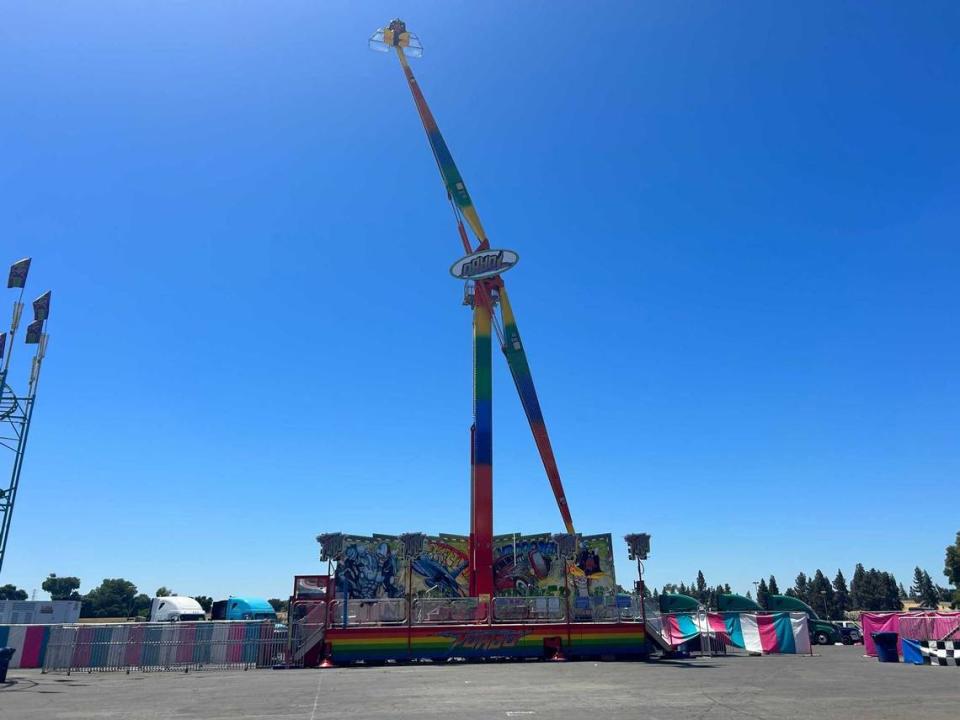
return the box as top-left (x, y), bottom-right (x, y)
top-left (1, 645), bottom-right (956, 720)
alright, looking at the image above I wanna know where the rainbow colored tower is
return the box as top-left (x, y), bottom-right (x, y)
top-left (371, 19), bottom-right (575, 598)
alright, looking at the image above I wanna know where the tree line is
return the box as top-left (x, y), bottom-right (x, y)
top-left (649, 531), bottom-right (960, 619)
top-left (0, 574), bottom-right (288, 618)
top-left (651, 561), bottom-right (956, 620)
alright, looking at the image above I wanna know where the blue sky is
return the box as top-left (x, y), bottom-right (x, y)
top-left (1, 1), bottom-right (957, 602)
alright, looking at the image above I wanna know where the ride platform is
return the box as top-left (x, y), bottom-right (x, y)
top-left (291, 573), bottom-right (649, 666)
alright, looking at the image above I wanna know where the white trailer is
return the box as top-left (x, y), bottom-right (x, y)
top-left (0, 600), bottom-right (81, 624)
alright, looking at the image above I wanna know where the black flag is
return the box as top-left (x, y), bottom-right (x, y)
top-left (25, 320), bottom-right (43, 344)
top-left (33, 291), bottom-right (51, 322)
top-left (7, 258), bottom-right (31, 289)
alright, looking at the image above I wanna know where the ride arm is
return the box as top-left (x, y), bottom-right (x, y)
top-left (497, 285), bottom-right (575, 534)
top-left (395, 49), bottom-right (489, 250)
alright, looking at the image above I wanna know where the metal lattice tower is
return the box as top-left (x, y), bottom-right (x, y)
top-left (0, 258), bottom-right (51, 577)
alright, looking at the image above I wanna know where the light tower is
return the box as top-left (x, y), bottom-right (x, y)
top-left (0, 258), bottom-right (52, 577)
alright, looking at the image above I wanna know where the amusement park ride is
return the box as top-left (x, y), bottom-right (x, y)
top-left (298, 21), bottom-right (651, 665)
top-left (370, 18), bottom-right (576, 602)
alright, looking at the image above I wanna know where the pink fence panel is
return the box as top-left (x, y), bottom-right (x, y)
top-left (861, 612), bottom-right (899, 656)
top-left (862, 612), bottom-right (960, 656)
top-left (898, 613), bottom-right (960, 642)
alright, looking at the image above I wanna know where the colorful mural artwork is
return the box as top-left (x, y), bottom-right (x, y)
top-left (414, 535), bottom-right (470, 597)
top-left (568, 533), bottom-right (616, 597)
top-left (334, 535), bottom-right (404, 599)
top-left (329, 533), bottom-right (616, 599)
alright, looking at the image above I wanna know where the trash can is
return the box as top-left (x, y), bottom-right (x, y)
top-left (872, 632), bottom-right (899, 663)
top-left (0, 647), bottom-right (16, 682)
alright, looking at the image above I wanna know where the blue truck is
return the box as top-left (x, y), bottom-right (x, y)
top-left (210, 596), bottom-right (277, 621)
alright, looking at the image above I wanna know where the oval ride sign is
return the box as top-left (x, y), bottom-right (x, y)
top-left (450, 249), bottom-right (519, 281)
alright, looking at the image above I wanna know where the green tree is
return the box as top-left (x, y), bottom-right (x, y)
top-left (268, 598), bottom-right (288, 613)
top-left (711, 584), bottom-right (726, 609)
top-left (881, 572), bottom-right (903, 610)
top-left (757, 578), bottom-right (770, 609)
top-left (832, 570), bottom-right (849, 619)
top-left (155, 587), bottom-right (173, 597)
top-left (194, 595), bottom-right (213, 612)
top-left (0, 584), bottom-right (28, 600)
top-left (81, 578), bottom-right (139, 619)
top-left (910, 567), bottom-right (925, 600)
top-left (768, 576), bottom-right (780, 595)
top-left (695, 571), bottom-right (708, 604)
top-left (919, 570), bottom-right (940, 608)
top-left (42, 574), bottom-right (81, 601)
top-left (850, 564), bottom-right (867, 609)
top-left (945, 531), bottom-right (960, 608)
top-left (854, 569), bottom-right (902, 611)
top-left (133, 594), bottom-right (152, 618)
top-left (793, 573), bottom-right (808, 605)
top-left (809, 569), bottom-right (834, 618)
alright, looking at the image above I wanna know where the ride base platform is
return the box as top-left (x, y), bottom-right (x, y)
top-left (311, 597), bottom-right (648, 666)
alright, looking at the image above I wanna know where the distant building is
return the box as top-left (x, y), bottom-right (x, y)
top-left (0, 600), bottom-right (81, 624)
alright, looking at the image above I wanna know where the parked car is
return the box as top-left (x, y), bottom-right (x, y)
top-left (834, 620), bottom-right (862, 644)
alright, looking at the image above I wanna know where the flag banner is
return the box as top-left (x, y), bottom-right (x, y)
top-left (25, 320), bottom-right (43, 344)
top-left (0, 332), bottom-right (5, 360)
top-left (7, 258), bottom-right (31, 289)
top-left (32, 290), bottom-right (51, 321)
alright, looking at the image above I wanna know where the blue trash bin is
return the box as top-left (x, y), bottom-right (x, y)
top-left (0, 647), bottom-right (16, 682)
top-left (872, 632), bottom-right (899, 663)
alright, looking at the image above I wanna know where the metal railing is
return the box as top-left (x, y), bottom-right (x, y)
top-left (289, 601), bottom-right (327, 664)
top-left (43, 621), bottom-right (289, 674)
top-left (328, 598), bottom-right (407, 627)
top-left (323, 595), bottom-right (645, 627)
top-left (492, 596), bottom-right (566, 623)
top-left (413, 597), bottom-right (488, 624)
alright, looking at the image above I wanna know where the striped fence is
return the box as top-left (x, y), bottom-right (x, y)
top-left (40, 621), bottom-right (288, 673)
top-left (646, 611), bottom-right (811, 655)
top-left (0, 625), bottom-right (52, 668)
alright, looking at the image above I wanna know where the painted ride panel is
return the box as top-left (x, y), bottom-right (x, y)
top-left (324, 622), bottom-right (647, 663)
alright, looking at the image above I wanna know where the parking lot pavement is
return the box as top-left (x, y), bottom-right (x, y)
top-left (1, 645), bottom-right (957, 720)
